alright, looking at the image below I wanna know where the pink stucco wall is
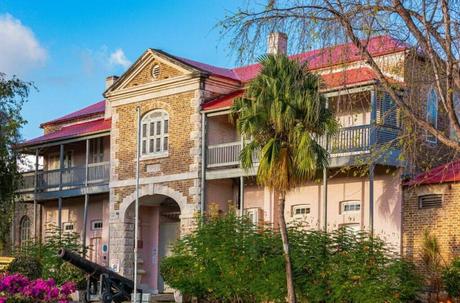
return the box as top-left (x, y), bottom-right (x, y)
top-left (138, 205), bottom-right (160, 291)
top-left (206, 179), bottom-right (237, 212)
top-left (207, 169), bottom-right (403, 250)
top-left (41, 193), bottom-right (110, 265)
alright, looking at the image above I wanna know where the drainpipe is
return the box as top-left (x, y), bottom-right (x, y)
top-left (33, 148), bottom-right (39, 240)
top-left (133, 107), bottom-right (141, 303)
top-left (82, 139), bottom-right (89, 255)
top-left (369, 88), bottom-right (377, 235)
top-left (323, 97), bottom-right (329, 231)
top-left (58, 144), bottom-right (64, 235)
top-left (200, 112), bottom-right (207, 215)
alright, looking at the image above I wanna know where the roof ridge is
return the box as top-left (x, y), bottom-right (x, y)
top-left (40, 100), bottom-right (106, 127)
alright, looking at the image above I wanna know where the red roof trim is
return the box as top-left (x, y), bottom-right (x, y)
top-left (40, 100), bottom-right (106, 127)
top-left (202, 90), bottom-right (244, 111)
top-left (23, 118), bottom-right (111, 146)
top-left (405, 160), bottom-right (460, 186)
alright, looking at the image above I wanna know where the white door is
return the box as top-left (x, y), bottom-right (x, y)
top-left (158, 222), bottom-right (180, 293)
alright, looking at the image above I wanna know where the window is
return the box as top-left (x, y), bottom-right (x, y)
top-left (91, 220), bottom-right (103, 230)
top-left (19, 216), bottom-right (31, 245)
top-left (292, 204), bottom-right (311, 218)
top-left (340, 200), bottom-right (361, 214)
top-left (418, 194), bottom-right (442, 209)
top-left (426, 88), bottom-right (438, 143)
top-left (90, 137), bottom-right (104, 163)
top-left (450, 93), bottom-right (460, 140)
top-left (141, 110), bottom-right (169, 156)
top-left (63, 222), bottom-right (75, 233)
top-left (245, 208), bottom-right (260, 226)
top-left (48, 151), bottom-right (73, 170)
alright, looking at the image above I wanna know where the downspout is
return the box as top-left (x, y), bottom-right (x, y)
top-left (200, 111), bottom-right (207, 215)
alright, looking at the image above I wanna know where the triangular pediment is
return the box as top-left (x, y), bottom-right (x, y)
top-left (105, 49), bottom-right (200, 94)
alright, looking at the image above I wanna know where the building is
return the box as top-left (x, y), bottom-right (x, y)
top-left (403, 161), bottom-right (460, 265)
top-left (13, 34), bottom-right (445, 294)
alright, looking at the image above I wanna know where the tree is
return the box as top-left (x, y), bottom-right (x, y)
top-left (0, 73), bottom-right (30, 254)
top-left (231, 54), bottom-right (338, 303)
top-left (221, 0), bottom-right (460, 170)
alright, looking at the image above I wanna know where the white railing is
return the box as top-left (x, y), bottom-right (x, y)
top-left (207, 142), bottom-right (242, 168)
top-left (18, 162), bottom-right (110, 192)
top-left (206, 125), bottom-right (399, 168)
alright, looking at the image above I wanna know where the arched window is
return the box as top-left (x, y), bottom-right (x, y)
top-left (141, 110), bottom-right (169, 156)
top-left (426, 88), bottom-right (438, 143)
top-left (19, 216), bottom-right (31, 245)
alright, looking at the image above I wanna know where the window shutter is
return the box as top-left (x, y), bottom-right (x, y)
top-left (418, 194), bottom-right (442, 209)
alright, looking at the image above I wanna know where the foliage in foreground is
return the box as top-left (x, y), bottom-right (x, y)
top-left (161, 213), bottom-right (421, 303)
top-left (10, 225), bottom-right (86, 287)
top-left (0, 272), bottom-right (76, 303)
top-left (0, 73), bottom-right (31, 254)
top-left (442, 258), bottom-right (460, 300)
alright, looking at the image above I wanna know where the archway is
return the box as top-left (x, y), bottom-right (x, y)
top-left (124, 194), bottom-right (181, 294)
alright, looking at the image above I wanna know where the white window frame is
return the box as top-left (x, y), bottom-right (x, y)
top-left (426, 88), bottom-right (438, 144)
top-left (340, 200), bottom-right (361, 214)
top-left (63, 222), bottom-right (75, 234)
top-left (245, 208), bottom-right (260, 226)
top-left (19, 216), bottom-right (31, 245)
top-left (91, 220), bottom-right (103, 230)
top-left (292, 204), bottom-right (311, 218)
top-left (141, 110), bottom-right (169, 158)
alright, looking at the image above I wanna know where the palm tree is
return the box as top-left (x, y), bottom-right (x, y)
top-left (231, 54), bottom-right (337, 303)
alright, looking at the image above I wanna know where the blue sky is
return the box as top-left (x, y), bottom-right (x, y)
top-left (0, 0), bottom-right (251, 139)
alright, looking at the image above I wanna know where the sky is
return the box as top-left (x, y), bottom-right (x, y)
top-left (0, 0), bottom-right (252, 140)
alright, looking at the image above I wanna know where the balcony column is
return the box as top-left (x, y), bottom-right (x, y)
top-left (33, 148), bottom-right (39, 240)
top-left (58, 144), bottom-right (64, 233)
top-left (322, 97), bottom-right (329, 231)
top-left (82, 139), bottom-right (90, 254)
top-left (200, 113), bottom-right (207, 215)
top-left (239, 176), bottom-right (244, 216)
top-left (369, 89), bottom-right (377, 235)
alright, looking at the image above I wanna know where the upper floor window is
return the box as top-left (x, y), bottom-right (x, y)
top-left (90, 137), bottom-right (104, 163)
top-left (19, 216), bottom-right (31, 245)
top-left (141, 110), bottom-right (169, 156)
top-left (426, 88), bottom-right (438, 143)
top-left (48, 151), bottom-right (73, 170)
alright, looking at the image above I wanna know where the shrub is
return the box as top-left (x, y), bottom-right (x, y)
top-left (442, 258), bottom-right (460, 300)
top-left (7, 255), bottom-right (42, 280)
top-left (162, 213), bottom-right (421, 303)
top-left (161, 212), bottom-right (286, 302)
top-left (14, 225), bottom-right (86, 287)
top-left (0, 272), bottom-right (76, 302)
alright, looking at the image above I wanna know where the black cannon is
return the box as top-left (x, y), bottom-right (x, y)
top-left (58, 248), bottom-right (142, 303)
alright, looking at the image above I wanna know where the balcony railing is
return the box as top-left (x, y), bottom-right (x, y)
top-left (206, 125), bottom-right (399, 168)
top-left (18, 161), bottom-right (110, 193)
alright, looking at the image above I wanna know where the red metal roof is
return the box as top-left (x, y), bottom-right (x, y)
top-left (40, 100), bottom-right (106, 127)
top-left (23, 118), bottom-right (111, 146)
top-left (232, 35), bottom-right (407, 83)
top-left (321, 67), bottom-right (378, 89)
top-left (202, 68), bottom-right (382, 111)
top-left (405, 160), bottom-right (460, 186)
top-left (168, 35), bottom-right (406, 83)
top-left (202, 90), bottom-right (244, 111)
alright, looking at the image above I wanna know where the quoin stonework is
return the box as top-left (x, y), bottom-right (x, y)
top-left (13, 34), bottom-right (458, 294)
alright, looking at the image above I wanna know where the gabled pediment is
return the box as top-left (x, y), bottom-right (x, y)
top-left (105, 49), bottom-right (202, 94)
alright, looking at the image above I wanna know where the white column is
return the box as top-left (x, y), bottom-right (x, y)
top-left (82, 139), bottom-right (90, 254)
top-left (33, 148), bottom-right (39, 239)
top-left (58, 144), bottom-right (64, 232)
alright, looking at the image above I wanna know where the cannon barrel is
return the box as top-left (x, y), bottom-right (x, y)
top-left (58, 248), bottom-right (135, 289)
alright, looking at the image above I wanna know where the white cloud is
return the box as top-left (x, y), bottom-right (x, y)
top-left (80, 47), bottom-right (131, 75)
top-left (109, 49), bottom-right (131, 69)
top-left (0, 13), bottom-right (47, 76)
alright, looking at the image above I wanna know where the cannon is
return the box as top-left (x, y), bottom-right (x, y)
top-left (58, 248), bottom-right (142, 303)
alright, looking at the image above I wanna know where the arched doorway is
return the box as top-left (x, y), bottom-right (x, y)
top-left (125, 194), bottom-right (181, 294)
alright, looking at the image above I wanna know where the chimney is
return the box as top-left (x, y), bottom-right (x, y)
top-left (105, 75), bottom-right (119, 89)
top-left (267, 32), bottom-right (288, 55)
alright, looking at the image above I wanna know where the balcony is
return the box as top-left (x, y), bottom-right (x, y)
top-left (206, 125), bottom-right (399, 169)
top-left (18, 161), bottom-right (110, 195)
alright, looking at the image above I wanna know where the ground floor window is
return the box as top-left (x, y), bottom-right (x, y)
top-left (19, 216), bottom-right (31, 245)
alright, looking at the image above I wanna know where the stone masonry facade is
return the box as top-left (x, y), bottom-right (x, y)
top-left (402, 183), bottom-right (460, 267)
